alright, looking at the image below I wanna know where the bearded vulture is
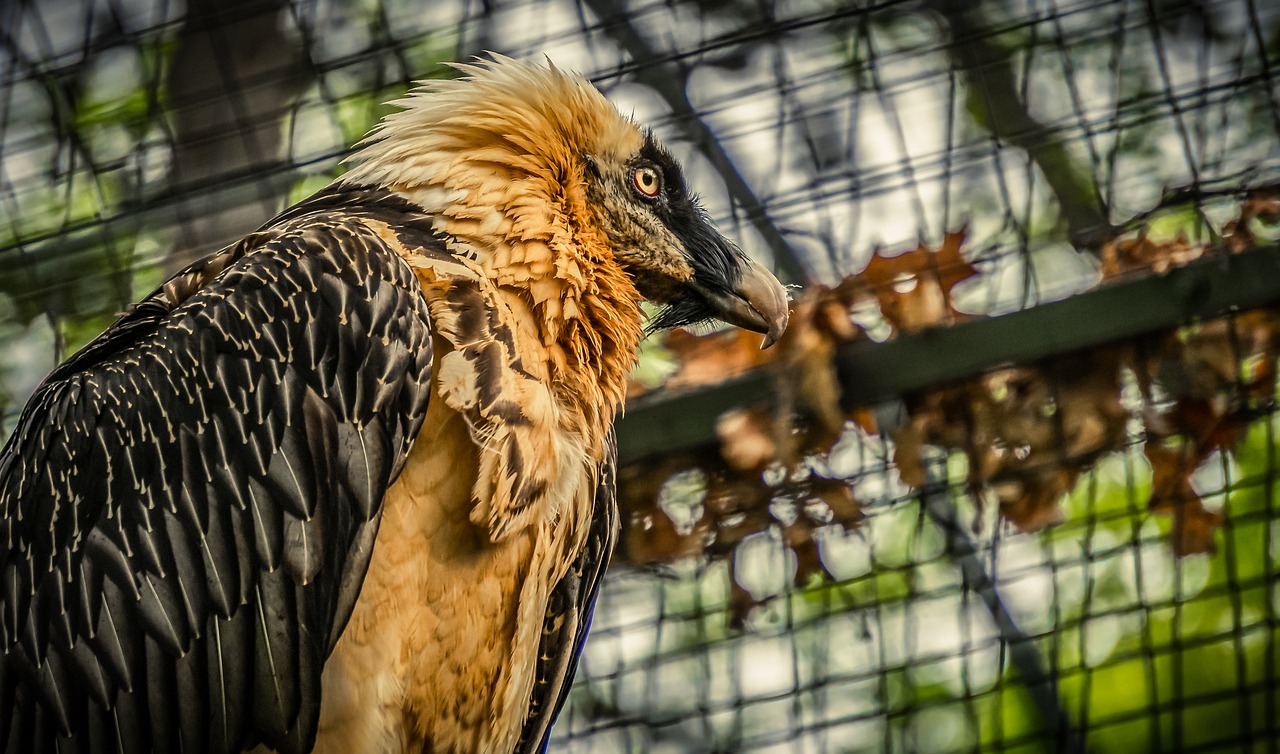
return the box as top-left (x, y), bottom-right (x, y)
top-left (0, 56), bottom-right (789, 754)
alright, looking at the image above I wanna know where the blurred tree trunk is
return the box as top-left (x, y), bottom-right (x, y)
top-left (164, 0), bottom-right (310, 269)
top-left (929, 0), bottom-right (1113, 250)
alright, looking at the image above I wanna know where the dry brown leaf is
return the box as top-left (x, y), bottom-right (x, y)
top-left (1146, 396), bottom-right (1250, 453)
top-left (856, 227), bottom-right (975, 334)
top-left (1243, 188), bottom-right (1280, 224)
top-left (1053, 349), bottom-right (1131, 458)
top-left (703, 471), bottom-right (772, 516)
top-left (702, 471), bottom-right (776, 555)
top-left (717, 407), bottom-right (778, 472)
top-left (1138, 315), bottom-right (1268, 455)
top-left (849, 407), bottom-right (879, 435)
top-left (892, 385), bottom-right (990, 488)
top-left (661, 327), bottom-right (778, 391)
top-left (1144, 443), bottom-right (1223, 556)
top-left (650, 284), bottom-right (870, 471)
top-left (783, 518), bottom-right (831, 586)
top-left (1170, 497), bottom-right (1224, 557)
top-left (1248, 353), bottom-right (1277, 401)
top-left (930, 227), bottom-right (978, 298)
top-left (891, 412), bottom-right (933, 488)
top-left (625, 508), bottom-right (709, 565)
top-left (808, 477), bottom-right (864, 530)
top-left (890, 352), bottom-right (1130, 535)
top-left (771, 288), bottom-right (847, 463)
top-left (615, 456), bottom-right (706, 566)
top-left (1238, 308), bottom-right (1280, 400)
top-left (1146, 443), bottom-right (1197, 507)
top-left (994, 467), bottom-right (1076, 531)
top-left (1101, 233), bottom-right (1206, 280)
top-left (978, 369), bottom-right (1056, 468)
top-left (1224, 188), bottom-right (1280, 252)
top-left (816, 297), bottom-right (863, 341)
top-left (1178, 322), bottom-right (1245, 397)
top-left (1222, 218), bottom-right (1255, 254)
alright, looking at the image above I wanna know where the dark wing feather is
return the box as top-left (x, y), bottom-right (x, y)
top-left (0, 185), bottom-right (445, 754)
top-left (517, 435), bottom-right (620, 754)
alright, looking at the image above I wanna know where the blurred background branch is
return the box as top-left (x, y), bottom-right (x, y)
top-left (927, 0), bottom-right (1113, 250)
top-left (164, 0), bottom-right (310, 266)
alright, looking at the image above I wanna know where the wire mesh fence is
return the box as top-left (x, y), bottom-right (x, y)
top-left (2, 0), bottom-right (1279, 752)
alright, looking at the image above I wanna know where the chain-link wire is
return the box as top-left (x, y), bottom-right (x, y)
top-left (1, 0), bottom-right (1278, 751)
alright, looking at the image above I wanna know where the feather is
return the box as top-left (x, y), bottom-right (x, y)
top-left (145, 633), bottom-right (180, 751)
top-left (174, 645), bottom-right (211, 754)
top-left (163, 511), bottom-right (208, 638)
top-left (250, 575), bottom-right (300, 745)
top-left (207, 612), bottom-right (253, 753)
top-left (66, 632), bottom-right (111, 708)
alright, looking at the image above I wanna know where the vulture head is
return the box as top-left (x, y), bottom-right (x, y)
top-left (342, 55), bottom-right (789, 356)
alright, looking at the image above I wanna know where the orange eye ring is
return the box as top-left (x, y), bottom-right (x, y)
top-left (632, 166), bottom-right (662, 198)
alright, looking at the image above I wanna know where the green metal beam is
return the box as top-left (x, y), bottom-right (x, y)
top-left (617, 245), bottom-right (1280, 464)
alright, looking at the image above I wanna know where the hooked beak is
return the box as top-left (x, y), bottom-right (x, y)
top-left (693, 258), bottom-right (790, 349)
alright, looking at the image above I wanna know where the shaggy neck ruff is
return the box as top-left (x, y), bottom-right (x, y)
top-left (342, 59), bottom-right (646, 444)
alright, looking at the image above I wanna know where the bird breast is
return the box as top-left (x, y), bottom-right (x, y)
top-left (295, 204), bottom-right (630, 754)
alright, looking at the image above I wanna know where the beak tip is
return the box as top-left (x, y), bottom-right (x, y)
top-left (758, 313), bottom-right (788, 350)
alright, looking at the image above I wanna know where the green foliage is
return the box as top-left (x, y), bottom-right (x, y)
top-left (1033, 418), bottom-right (1280, 752)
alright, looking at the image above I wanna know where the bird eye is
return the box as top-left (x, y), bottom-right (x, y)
top-left (632, 165), bottom-right (662, 198)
